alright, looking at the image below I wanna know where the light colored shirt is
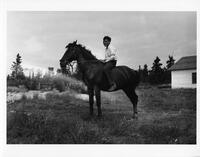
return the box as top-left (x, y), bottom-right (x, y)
top-left (105, 45), bottom-right (117, 62)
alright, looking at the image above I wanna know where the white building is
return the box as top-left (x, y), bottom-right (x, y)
top-left (169, 56), bottom-right (196, 89)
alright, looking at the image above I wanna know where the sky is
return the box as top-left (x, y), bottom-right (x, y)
top-left (7, 11), bottom-right (196, 74)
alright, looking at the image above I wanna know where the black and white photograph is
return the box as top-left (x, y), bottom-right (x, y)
top-left (6, 11), bottom-right (196, 144)
top-left (1, 0), bottom-right (200, 156)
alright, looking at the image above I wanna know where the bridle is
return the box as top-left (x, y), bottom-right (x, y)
top-left (60, 45), bottom-right (105, 70)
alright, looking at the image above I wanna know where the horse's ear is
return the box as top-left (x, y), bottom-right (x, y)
top-left (73, 40), bottom-right (77, 45)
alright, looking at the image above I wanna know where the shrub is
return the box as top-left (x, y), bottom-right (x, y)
top-left (52, 76), bottom-right (66, 92)
top-left (7, 86), bottom-right (27, 93)
top-left (51, 75), bottom-right (87, 93)
top-left (7, 78), bottom-right (25, 87)
top-left (23, 77), bottom-right (40, 90)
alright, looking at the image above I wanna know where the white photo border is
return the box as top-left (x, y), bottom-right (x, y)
top-left (0, 0), bottom-right (199, 157)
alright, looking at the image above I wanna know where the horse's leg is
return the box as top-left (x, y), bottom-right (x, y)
top-left (123, 87), bottom-right (138, 119)
top-left (94, 86), bottom-right (102, 117)
top-left (88, 86), bottom-right (94, 116)
top-left (132, 91), bottom-right (138, 119)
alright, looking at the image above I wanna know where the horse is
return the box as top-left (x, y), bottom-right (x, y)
top-left (60, 40), bottom-right (140, 119)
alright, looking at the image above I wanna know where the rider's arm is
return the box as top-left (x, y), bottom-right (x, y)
top-left (107, 46), bottom-right (117, 61)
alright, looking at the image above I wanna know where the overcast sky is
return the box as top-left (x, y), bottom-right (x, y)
top-left (7, 11), bottom-right (196, 73)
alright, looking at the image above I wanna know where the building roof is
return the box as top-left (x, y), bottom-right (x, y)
top-left (169, 55), bottom-right (196, 71)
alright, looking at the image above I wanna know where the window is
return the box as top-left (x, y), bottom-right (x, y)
top-left (192, 72), bottom-right (196, 84)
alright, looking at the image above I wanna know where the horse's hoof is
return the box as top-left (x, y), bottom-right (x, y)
top-left (132, 114), bottom-right (138, 120)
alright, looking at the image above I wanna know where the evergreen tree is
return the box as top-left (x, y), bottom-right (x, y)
top-left (143, 64), bottom-right (149, 82)
top-left (166, 55), bottom-right (175, 69)
top-left (164, 55), bottom-right (175, 83)
top-left (151, 56), bottom-right (163, 72)
top-left (7, 74), bottom-right (10, 80)
top-left (149, 56), bottom-right (164, 84)
top-left (138, 65), bottom-right (144, 82)
top-left (11, 53), bottom-right (25, 80)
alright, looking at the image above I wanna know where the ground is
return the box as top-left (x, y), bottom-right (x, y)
top-left (7, 86), bottom-right (196, 144)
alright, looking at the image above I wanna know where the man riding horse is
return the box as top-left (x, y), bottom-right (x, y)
top-left (60, 39), bottom-right (140, 118)
top-left (103, 36), bottom-right (117, 91)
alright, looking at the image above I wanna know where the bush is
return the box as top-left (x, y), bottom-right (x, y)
top-left (23, 77), bottom-right (40, 90)
top-left (7, 78), bottom-right (25, 87)
top-left (51, 75), bottom-right (87, 93)
top-left (52, 76), bottom-right (66, 92)
top-left (7, 73), bottom-right (87, 93)
top-left (7, 86), bottom-right (27, 93)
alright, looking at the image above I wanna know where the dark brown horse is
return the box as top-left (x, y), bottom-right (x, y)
top-left (60, 41), bottom-right (140, 118)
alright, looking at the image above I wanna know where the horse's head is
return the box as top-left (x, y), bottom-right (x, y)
top-left (60, 40), bottom-right (78, 73)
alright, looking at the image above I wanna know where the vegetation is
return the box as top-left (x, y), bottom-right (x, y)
top-left (10, 53), bottom-right (25, 80)
top-left (149, 56), bottom-right (164, 84)
top-left (8, 52), bottom-right (194, 144)
top-left (138, 55), bottom-right (175, 85)
top-left (8, 71), bottom-right (87, 93)
top-left (166, 55), bottom-right (175, 69)
top-left (8, 53), bottom-right (175, 89)
top-left (7, 86), bottom-right (196, 144)
top-left (7, 53), bottom-right (26, 87)
top-left (51, 75), bottom-right (86, 93)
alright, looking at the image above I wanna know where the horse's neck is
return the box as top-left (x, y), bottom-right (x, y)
top-left (76, 52), bottom-right (100, 73)
top-left (76, 53), bottom-right (89, 71)
top-left (77, 48), bottom-right (96, 63)
top-left (77, 53), bottom-right (85, 63)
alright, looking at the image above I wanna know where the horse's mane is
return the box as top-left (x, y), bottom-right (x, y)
top-left (76, 44), bottom-right (98, 61)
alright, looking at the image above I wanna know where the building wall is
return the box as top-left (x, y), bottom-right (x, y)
top-left (171, 69), bottom-right (196, 88)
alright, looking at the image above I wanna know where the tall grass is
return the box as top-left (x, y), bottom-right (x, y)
top-left (7, 87), bottom-right (196, 144)
top-left (7, 74), bottom-right (87, 93)
top-left (51, 75), bottom-right (87, 93)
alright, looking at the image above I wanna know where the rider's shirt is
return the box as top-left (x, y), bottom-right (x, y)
top-left (105, 45), bottom-right (117, 62)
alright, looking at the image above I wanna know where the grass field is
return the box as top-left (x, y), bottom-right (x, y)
top-left (7, 86), bottom-right (196, 144)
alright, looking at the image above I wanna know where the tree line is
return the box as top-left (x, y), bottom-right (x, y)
top-left (138, 55), bottom-right (175, 84)
top-left (8, 53), bottom-right (175, 87)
